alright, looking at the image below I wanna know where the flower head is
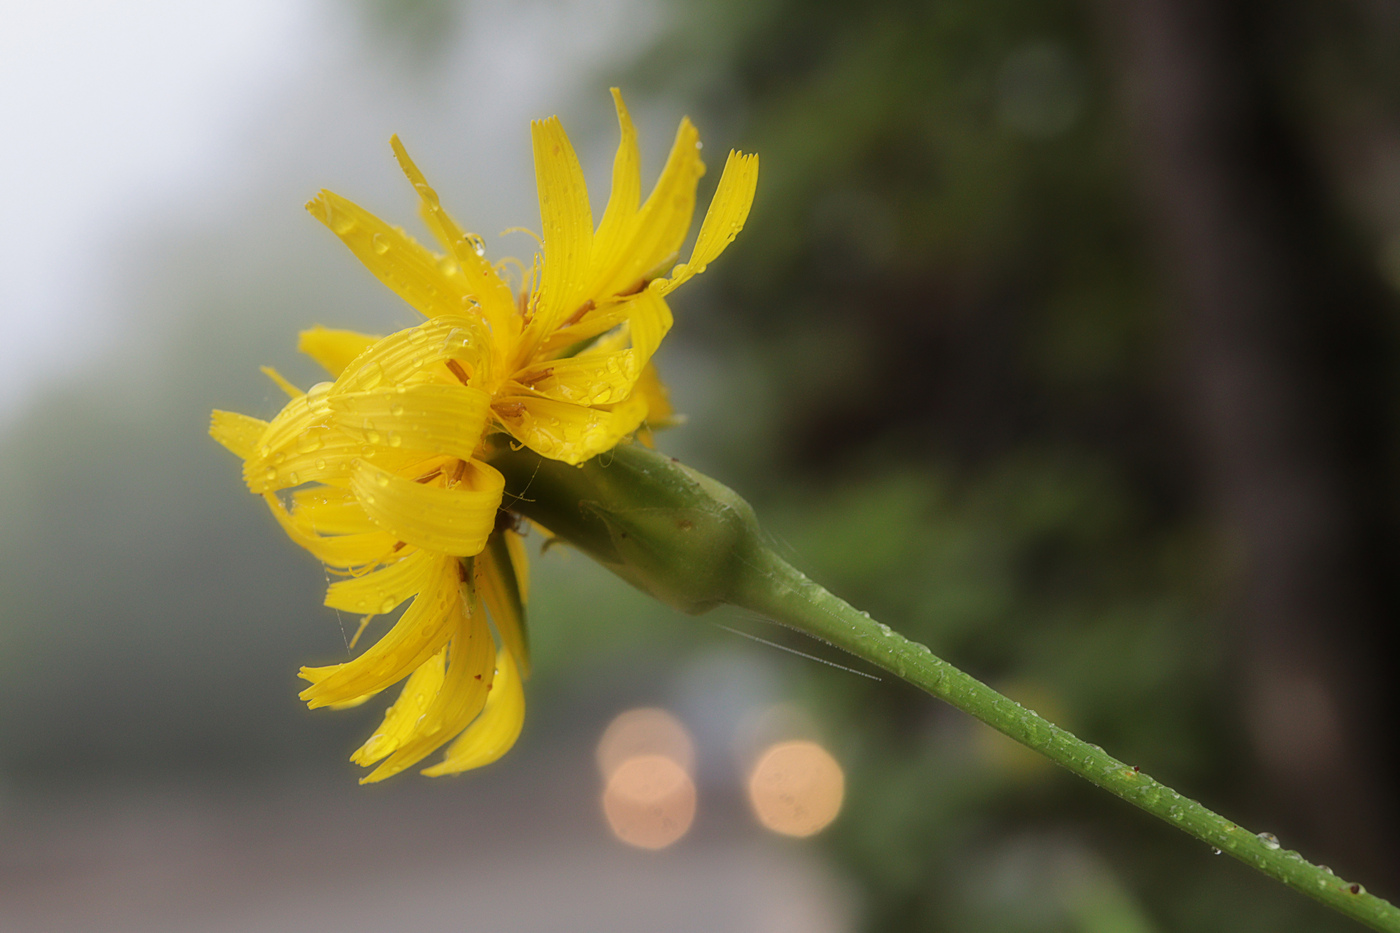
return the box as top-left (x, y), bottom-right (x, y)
top-left (211, 90), bottom-right (757, 781)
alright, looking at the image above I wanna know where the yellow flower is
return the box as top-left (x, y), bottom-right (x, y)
top-left (210, 90), bottom-right (758, 782)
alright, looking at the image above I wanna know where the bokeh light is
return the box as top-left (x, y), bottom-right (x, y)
top-left (747, 740), bottom-right (845, 838)
top-left (595, 707), bottom-right (696, 780)
top-left (601, 753), bottom-right (697, 850)
top-left (597, 708), bottom-right (698, 849)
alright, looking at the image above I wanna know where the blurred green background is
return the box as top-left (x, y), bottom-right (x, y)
top-left (3, 0), bottom-right (1399, 930)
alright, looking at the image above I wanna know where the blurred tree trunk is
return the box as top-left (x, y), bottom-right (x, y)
top-left (1102, 0), bottom-right (1400, 879)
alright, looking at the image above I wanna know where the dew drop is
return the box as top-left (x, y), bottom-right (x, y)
top-left (375, 473), bottom-right (391, 487)
top-left (1211, 847), bottom-right (1222, 856)
top-left (264, 467), bottom-right (277, 481)
top-left (1349, 883), bottom-right (1365, 896)
top-left (259, 444), bottom-right (272, 457)
top-left (387, 432), bottom-right (402, 448)
top-left (367, 431), bottom-right (383, 445)
top-left (390, 403), bottom-right (405, 417)
top-left (315, 458), bottom-right (327, 471)
top-left (1257, 832), bottom-right (1281, 850)
top-left (306, 381), bottom-right (333, 402)
top-left (331, 215), bottom-right (355, 235)
top-left (372, 233), bottom-right (391, 255)
top-left (380, 596), bottom-right (397, 614)
top-left (288, 471), bottom-right (300, 484)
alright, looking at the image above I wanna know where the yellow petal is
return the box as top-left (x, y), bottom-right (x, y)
top-left (477, 530), bottom-right (529, 677)
top-left (307, 190), bottom-right (483, 319)
top-left (209, 410), bottom-right (269, 460)
top-left (588, 89), bottom-right (642, 290)
top-left (350, 648), bottom-right (446, 766)
top-left (299, 553), bottom-right (462, 706)
top-left (505, 527), bottom-right (530, 604)
top-left (389, 136), bottom-right (520, 344)
top-left (332, 315), bottom-right (490, 393)
top-left (422, 647), bottom-right (526, 775)
top-left (243, 391), bottom-right (331, 483)
top-left (493, 393), bottom-right (647, 465)
top-left (263, 493), bottom-right (399, 568)
top-left (525, 288), bottom-right (673, 408)
top-left (291, 486), bottom-right (377, 535)
top-left (512, 350), bottom-right (639, 407)
top-left (351, 458), bottom-right (504, 556)
top-left (324, 547), bottom-right (435, 614)
top-left (243, 428), bottom-right (362, 493)
top-left (528, 116), bottom-right (594, 335)
top-left (589, 117), bottom-right (704, 300)
top-left (361, 600), bottom-right (496, 782)
top-left (657, 150), bottom-right (759, 295)
top-left (261, 366), bottom-right (304, 399)
top-left (299, 327), bottom-right (380, 377)
top-left (617, 285), bottom-right (673, 368)
top-left (633, 360), bottom-right (679, 449)
top-left (536, 300), bottom-right (633, 357)
top-left (330, 383), bottom-right (491, 461)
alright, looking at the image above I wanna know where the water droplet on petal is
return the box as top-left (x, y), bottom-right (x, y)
top-left (264, 467), bottom-right (277, 481)
top-left (390, 404), bottom-right (405, 417)
top-left (372, 233), bottom-right (391, 255)
top-left (380, 596), bottom-right (397, 613)
top-left (314, 458), bottom-right (327, 471)
top-left (375, 473), bottom-right (391, 487)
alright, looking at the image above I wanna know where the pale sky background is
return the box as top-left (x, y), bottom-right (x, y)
top-left (0, 0), bottom-right (665, 427)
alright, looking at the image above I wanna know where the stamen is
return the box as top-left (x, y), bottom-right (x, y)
top-left (445, 360), bottom-right (472, 385)
top-left (416, 467), bottom-right (443, 485)
top-left (562, 299), bottom-right (596, 328)
top-left (348, 615), bottom-right (374, 651)
top-left (450, 459), bottom-right (468, 485)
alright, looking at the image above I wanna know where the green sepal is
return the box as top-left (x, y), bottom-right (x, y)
top-left (486, 441), bottom-right (766, 614)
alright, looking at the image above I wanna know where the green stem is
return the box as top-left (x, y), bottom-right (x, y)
top-left (729, 545), bottom-right (1400, 932)
top-left (488, 442), bottom-right (1398, 931)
